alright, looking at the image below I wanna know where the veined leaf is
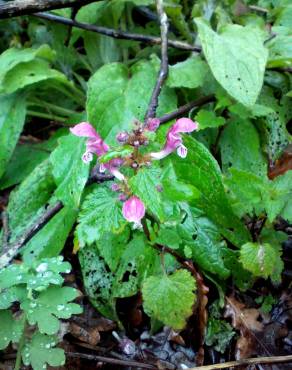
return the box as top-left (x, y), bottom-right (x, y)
top-left (50, 135), bottom-right (90, 207)
top-left (195, 19), bottom-right (268, 107)
top-left (129, 167), bottom-right (165, 221)
top-left (142, 270), bottom-right (196, 330)
top-left (0, 93), bottom-right (26, 179)
top-left (167, 56), bottom-right (208, 89)
top-left (172, 136), bottom-right (250, 246)
top-left (76, 186), bottom-right (126, 246)
top-left (240, 242), bottom-right (283, 279)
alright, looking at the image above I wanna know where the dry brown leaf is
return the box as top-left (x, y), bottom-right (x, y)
top-left (224, 296), bottom-right (264, 359)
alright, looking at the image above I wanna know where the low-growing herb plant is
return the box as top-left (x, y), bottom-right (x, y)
top-left (0, 0), bottom-right (291, 367)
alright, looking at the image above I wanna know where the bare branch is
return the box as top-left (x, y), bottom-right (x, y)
top-left (67, 352), bottom-right (156, 369)
top-left (0, 171), bottom-right (114, 269)
top-left (158, 95), bottom-right (215, 124)
top-left (144, 0), bottom-right (169, 122)
top-left (0, 0), bottom-right (96, 19)
top-left (1, 211), bottom-right (10, 252)
top-left (188, 354), bottom-right (292, 370)
top-left (33, 11), bottom-right (201, 52)
top-left (0, 201), bottom-right (63, 269)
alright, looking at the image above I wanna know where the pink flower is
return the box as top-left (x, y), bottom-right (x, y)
top-left (150, 118), bottom-right (198, 160)
top-left (70, 122), bottom-right (109, 163)
top-left (122, 196), bottom-right (145, 227)
top-left (70, 122), bottom-right (125, 181)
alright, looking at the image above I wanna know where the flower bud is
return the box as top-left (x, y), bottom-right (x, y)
top-left (122, 196), bottom-right (145, 225)
top-left (133, 140), bottom-right (140, 147)
top-left (111, 183), bottom-right (120, 192)
top-left (118, 193), bottom-right (127, 201)
top-left (146, 118), bottom-right (160, 132)
top-left (116, 132), bottom-right (129, 143)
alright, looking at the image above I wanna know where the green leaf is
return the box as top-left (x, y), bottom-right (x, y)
top-left (79, 234), bottom-right (158, 320)
top-left (0, 286), bottom-right (26, 309)
top-left (167, 56), bottom-right (208, 89)
top-left (129, 167), bottom-right (165, 221)
top-left (240, 242), bottom-right (283, 279)
top-left (22, 332), bottom-right (65, 370)
top-left (0, 311), bottom-right (25, 350)
top-left (257, 87), bottom-right (290, 161)
top-left (225, 169), bottom-right (292, 222)
top-left (3, 160), bottom-right (55, 246)
top-left (154, 225), bottom-right (181, 249)
top-left (22, 286), bottom-right (82, 335)
top-left (219, 119), bottom-right (267, 176)
top-left (1, 60), bottom-right (68, 95)
top-left (267, 33), bottom-right (292, 68)
top-left (87, 60), bottom-right (177, 144)
top-left (0, 257), bottom-right (71, 290)
top-left (77, 185), bottom-right (126, 246)
top-left (186, 213), bottom-right (230, 279)
top-left (172, 136), bottom-right (250, 246)
top-left (265, 170), bottom-right (292, 222)
top-left (22, 206), bottom-right (77, 263)
top-left (165, 3), bottom-right (192, 43)
top-left (112, 234), bottom-right (158, 298)
top-left (205, 304), bottom-right (235, 353)
top-left (162, 178), bottom-right (200, 202)
top-left (142, 270), bottom-right (196, 330)
top-left (0, 45), bottom-right (70, 94)
top-left (0, 131), bottom-right (62, 190)
top-left (225, 168), bottom-right (266, 218)
top-left (195, 109), bottom-right (225, 129)
top-left (0, 45), bottom-right (54, 85)
top-left (50, 135), bottom-right (90, 207)
top-left (0, 93), bottom-right (26, 179)
top-left (79, 246), bottom-right (117, 319)
top-left (195, 19), bottom-right (268, 107)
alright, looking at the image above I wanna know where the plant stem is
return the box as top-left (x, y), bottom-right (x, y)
top-left (28, 100), bottom-right (78, 116)
top-left (14, 321), bottom-right (26, 370)
top-left (27, 110), bottom-right (67, 122)
top-left (144, 0), bottom-right (169, 122)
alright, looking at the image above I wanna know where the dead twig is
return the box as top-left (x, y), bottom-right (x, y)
top-left (187, 354), bottom-right (292, 370)
top-left (66, 352), bottom-right (157, 369)
top-left (144, 0), bottom-right (169, 122)
top-left (158, 95), bottom-right (215, 124)
top-left (1, 210), bottom-right (10, 252)
top-left (0, 0), bottom-right (96, 19)
top-left (33, 12), bottom-right (201, 52)
top-left (0, 172), bottom-right (114, 269)
top-left (0, 201), bottom-right (63, 269)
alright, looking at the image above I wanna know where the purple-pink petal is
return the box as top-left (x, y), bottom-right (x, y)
top-left (70, 122), bottom-right (101, 139)
top-left (150, 117), bottom-right (198, 160)
top-left (171, 118), bottom-right (198, 134)
top-left (122, 196), bottom-right (145, 224)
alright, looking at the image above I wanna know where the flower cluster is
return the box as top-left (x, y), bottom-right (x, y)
top-left (70, 117), bottom-right (198, 226)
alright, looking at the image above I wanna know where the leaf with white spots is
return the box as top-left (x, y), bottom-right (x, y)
top-left (22, 332), bottom-right (65, 370)
top-left (21, 286), bottom-right (82, 335)
top-left (195, 19), bottom-right (268, 107)
top-left (240, 242), bottom-right (283, 279)
top-left (0, 257), bottom-right (71, 291)
top-left (0, 310), bottom-right (25, 350)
